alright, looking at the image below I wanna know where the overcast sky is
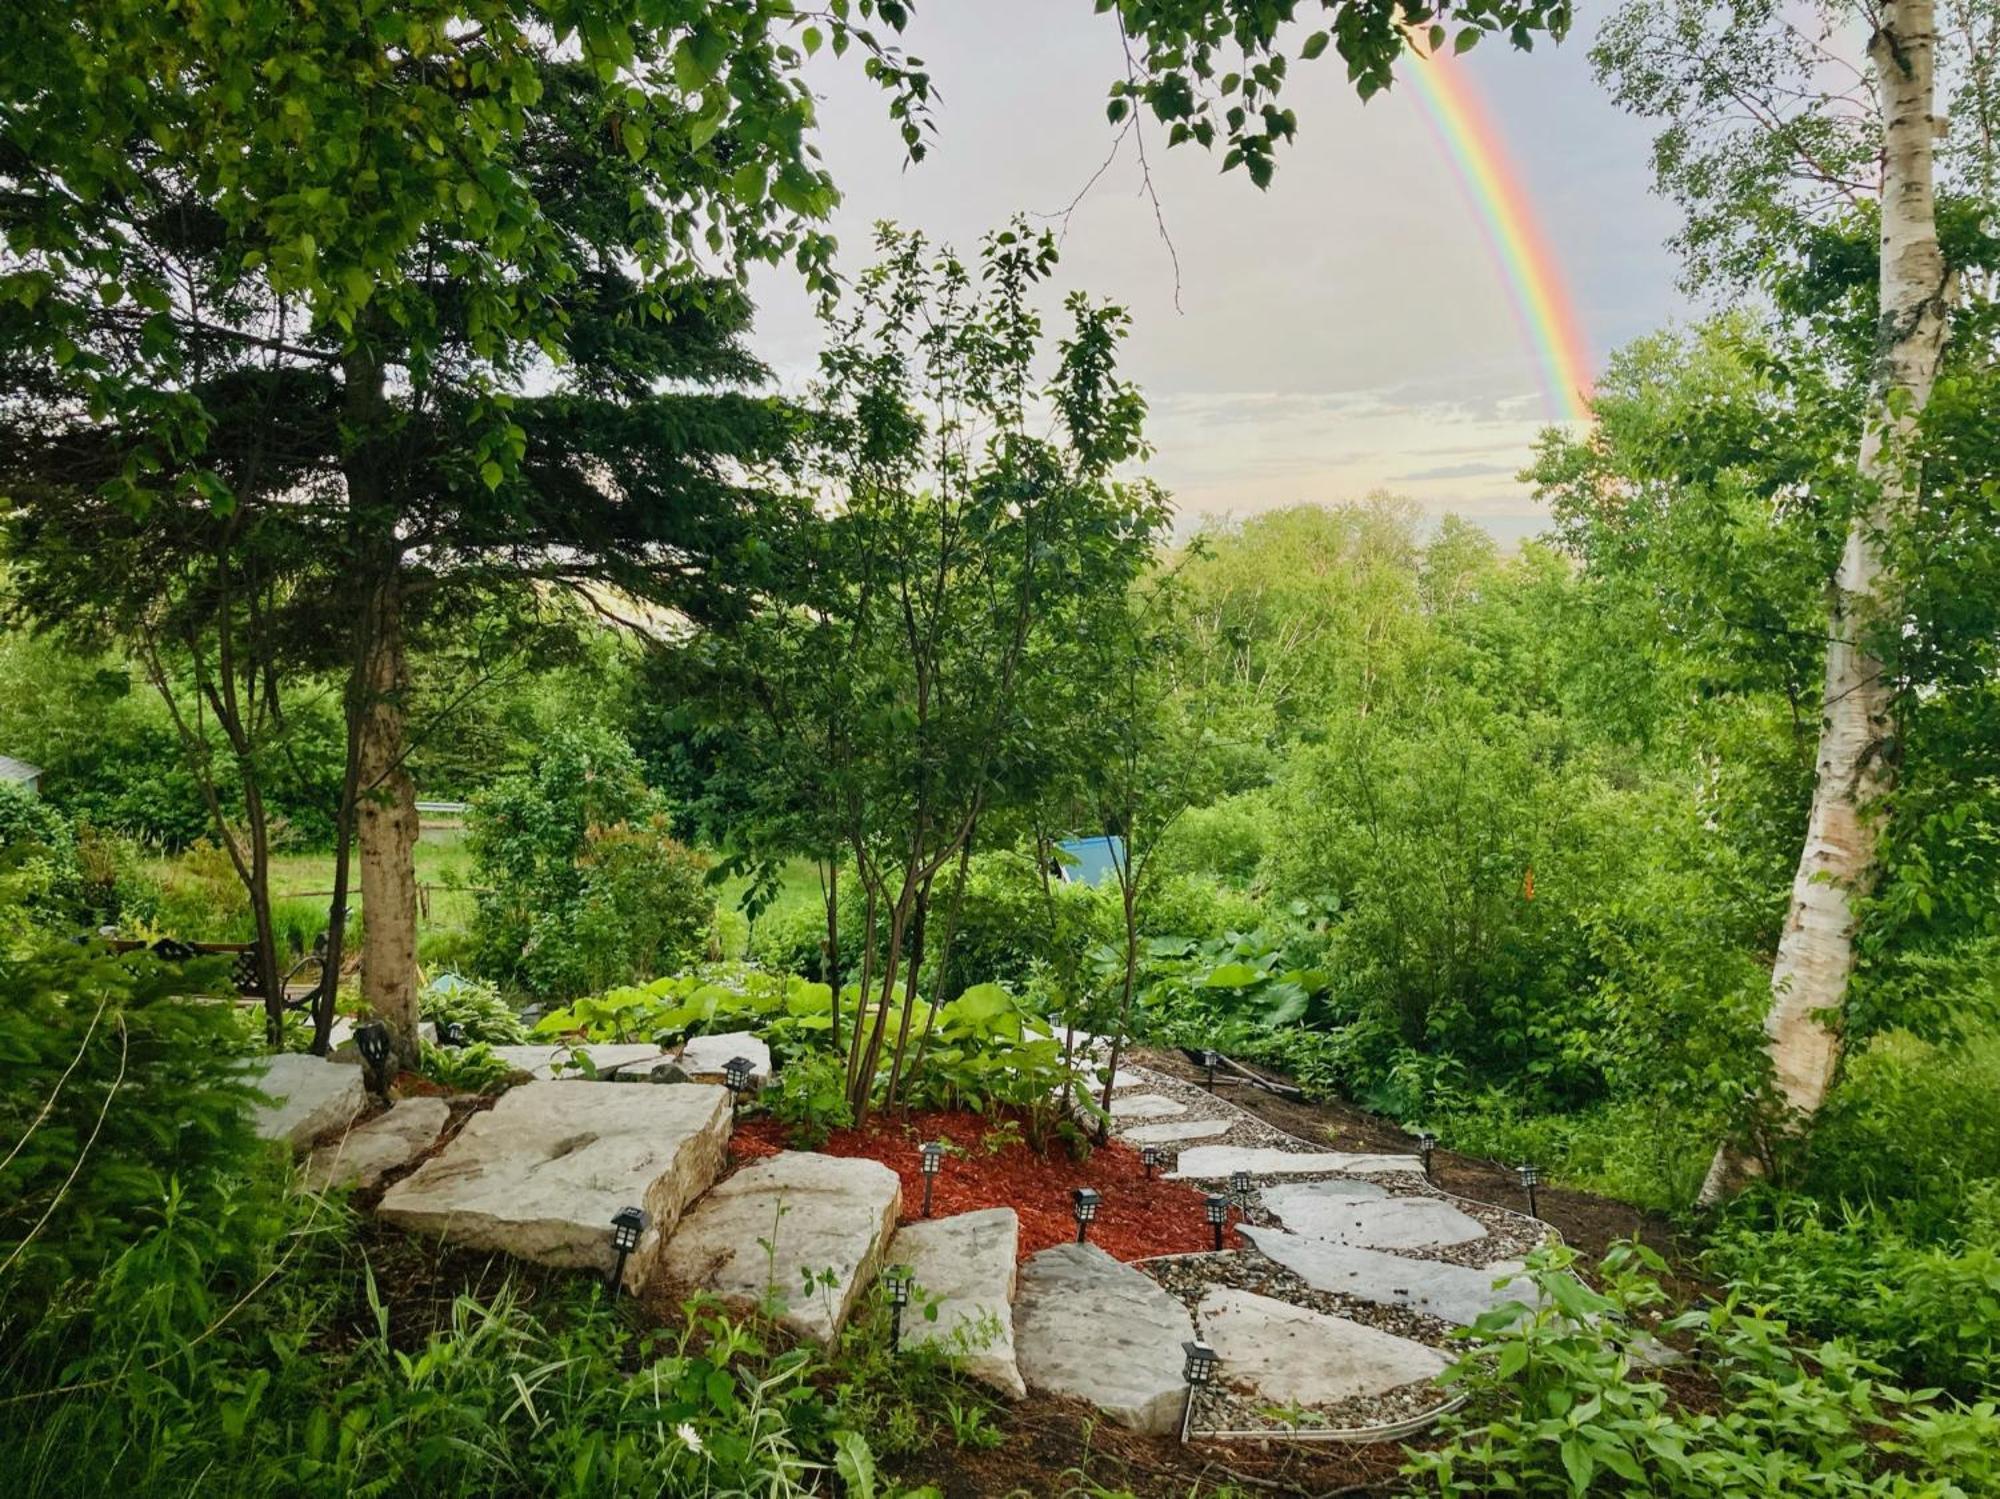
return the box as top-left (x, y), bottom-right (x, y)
top-left (746, 3), bottom-right (1692, 543)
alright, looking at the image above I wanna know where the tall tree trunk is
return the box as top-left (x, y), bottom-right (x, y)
top-left (1703, 0), bottom-right (1953, 1200)
top-left (356, 559), bottom-right (422, 1068)
top-left (883, 874), bottom-right (933, 1109)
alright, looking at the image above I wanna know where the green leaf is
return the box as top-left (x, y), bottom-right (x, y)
top-left (1301, 30), bottom-right (1331, 61)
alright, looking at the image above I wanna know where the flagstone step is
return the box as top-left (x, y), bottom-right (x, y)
top-left (1168, 1145), bottom-right (1424, 1179)
top-left (889, 1207), bottom-right (1024, 1398)
top-left (1013, 1241), bottom-right (1194, 1435)
top-left (1241, 1226), bottom-right (1533, 1327)
top-left (306, 1097), bottom-right (449, 1191)
top-left (1108, 1092), bottom-right (1188, 1120)
top-left (661, 1151), bottom-right (901, 1345)
top-left (378, 1082), bottom-right (731, 1290)
top-left (1264, 1189), bottom-right (1486, 1251)
top-left (1197, 1286), bottom-right (1449, 1409)
top-left (484, 1042), bottom-right (672, 1079)
top-left (1117, 1117), bottom-right (1234, 1144)
top-left (249, 1053), bottom-right (368, 1151)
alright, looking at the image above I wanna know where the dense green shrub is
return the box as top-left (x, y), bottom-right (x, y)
top-left (1155, 790), bottom-right (1277, 885)
top-left (469, 725), bottom-right (714, 999)
top-left (0, 784), bottom-right (81, 930)
top-left (0, 935), bottom-right (267, 1301)
top-left (1407, 1244), bottom-right (2000, 1496)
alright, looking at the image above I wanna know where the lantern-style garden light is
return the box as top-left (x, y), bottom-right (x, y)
top-left (1518, 1162), bottom-right (1541, 1220)
top-left (1201, 1049), bottom-right (1220, 1091)
top-left (438, 1021), bottom-right (467, 1048)
top-left (1204, 1192), bottom-right (1228, 1252)
top-left (1417, 1130), bottom-right (1436, 1182)
top-left (1180, 1338), bottom-right (1218, 1441)
top-left (607, 1205), bottom-right (649, 1293)
top-left (1140, 1143), bottom-right (1161, 1179)
top-left (1071, 1187), bottom-right (1101, 1243)
top-left (882, 1263), bottom-right (914, 1351)
top-left (721, 1055), bottom-right (755, 1106)
top-left (355, 1019), bottom-right (392, 1100)
top-left (919, 1140), bottom-right (944, 1217)
top-left (1229, 1168), bottom-right (1252, 1207)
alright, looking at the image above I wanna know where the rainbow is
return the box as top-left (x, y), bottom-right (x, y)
top-left (1398, 43), bottom-right (1594, 425)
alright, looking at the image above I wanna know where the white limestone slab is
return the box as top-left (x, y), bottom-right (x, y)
top-left (485, 1043), bottom-right (669, 1079)
top-left (677, 1031), bottom-right (773, 1089)
top-left (378, 1082), bottom-right (731, 1290)
top-left (1108, 1092), bottom-right (1187, 1121)
top-left (1270, 1193), bottom-right (1486, 1251)
top-left (1261, 1179), bottom-right (1388, 1211)
top-left (1198, 1287), bottom-right (1448, 1407)
top-left (891, 1207), bottom-right (1024, 1398)
top-left (1013, 1242), bottom-right (1193, 1435)
top-left (1167, 1146), bottom-right (1424, 1179)
top-left (661, 1152), bottom-right (901, 1344)
top-left (1118, 1117), bottom-right (1234, 1145)
top-left (305, 1098), bottom-right (449, 1191)
top-left (249, 1053), bottom-right (368, 1151)
top-left (1241, 1227), bottom-right (1536, 1327)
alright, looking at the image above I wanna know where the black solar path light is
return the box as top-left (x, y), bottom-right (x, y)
top-left (1140, 1143), bottom-right (1161, 1179)
top-left (355, 1019), bottom-right (392, 1101)
top-left (919, 1140), bottom-right (944, 1216)
top-left (1229, 1168), bottom-right (1252, 1207)
top-left (1417, 1131), bottom-right (1436, 1183)
top-left (438, 1021), bottom-right (467, 1048)
top-left (1180, 1338), bottom-right (1218, 1441)
top-left (882, 1263), bottom-right (914, 1351)
top-left (1518, 1162), bottom-right (1541, 1220)
top-left (1201, 1049), bottom-right (1220, 1090)
top-left (1072, 1187), bottom-right (1100, 1243)
top-left (608, 1205), bottom-right (649, 1294)
top-left (722, 1055), bottom-right (755, 1106)
top-left (1205, 1192), bottom-right (1228, 1251)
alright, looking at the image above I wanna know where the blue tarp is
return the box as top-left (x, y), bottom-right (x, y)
top-left (1056, 835), bottom-right (1127, 887)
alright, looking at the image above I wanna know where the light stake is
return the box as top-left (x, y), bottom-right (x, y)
top-left (1201, 1049), bottom-right (1219, 1091)
top-left (1518, 1162), bottom-right (1541, 1220)
top-left (1229, 1168), bottom-right (1252, 1207)
top-left (1071, 1186), bottom-right (1100, 1244)
top-left (438, 1021), bottom-right (467, 1048)
top-left (1140, 1143), bottom-right (1161, 1179)
top-left (1204, 1191), bottom-right (1228, 1252)
top-left (721, 1055), bottom-right (755, 1105)
top-left (355, 1019), bottom-right (392, 1099)
top-left (919, 1140), bottom-right (944, 1217)
top-left (1417, 1131), bottom-right (1436, 1183)
top-left (607, 1205), bottom-right (650, 1294)
top-left (882, 1263), bottom-right (914, 1351)
top-left (1180, 1338), bottom-right (1218, 1441)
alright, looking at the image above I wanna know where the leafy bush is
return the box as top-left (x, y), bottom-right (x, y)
top-left (419, 971), bottom-right (529, 1045)
top-left (0, 935), bottom-right (266, 1301)
top-left (1407, 1243), bottom-right (1999, 1496)
top-left (468, 725), bottom-right (714, 999)
top-left (538, 964), bottom-right (838, 1062)
top-left (767, 1049), bottom-right (854, 1148)
top-left (0, 783), bottom-right (81, 930)
top-left (417, 1040), bottom-right (519, 1095)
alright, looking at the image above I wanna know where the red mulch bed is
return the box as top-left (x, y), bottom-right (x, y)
top-left (729, 1107), bottom-right (1243, 1262)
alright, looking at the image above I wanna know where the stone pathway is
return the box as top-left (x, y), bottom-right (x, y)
top-left (1014, 1058), bottom-right (1553, 1440)
top-left (248, 1030), bottom-right (1547, 1447)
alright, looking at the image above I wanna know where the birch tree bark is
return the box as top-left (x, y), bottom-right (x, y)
top-left (1703, 0), bottom-right (1955, 1200)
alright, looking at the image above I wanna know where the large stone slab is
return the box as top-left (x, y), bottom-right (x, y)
top-left (1261, 1179), bottom-right (1388, 1211)
top-left (1014, 1242), bottom-right (1193, 1435)
top-left (305, 1098), bottom-right (450, 1191)
top-left (1118, 1118), bottom-right (1234, 1145)
top-left (661, 1152), bottom-right (900, 1344)
top-left (1241, 1227), bottom-right (1535, 1327)
top-left (1108, 1092), bottom-right (1187, 1121)
top-left (1198, 1287), bottom-right (1448, 1408)
top-left (1269, 1193), bottom-right (1486, 1251)
top-left (378, 1082), bottom-right (730, 1289)
top-left (891, 1207), bottom-right (1024, 1398)
top-left (249, 1054), bottom-right (368, 1151)
top-left (485, 1043), bottom-right (670, 1079)
top-left (1168, 1146), bottom-right (1424, 1179)
top-left (677, 1031), bottom-right (772, 1089)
